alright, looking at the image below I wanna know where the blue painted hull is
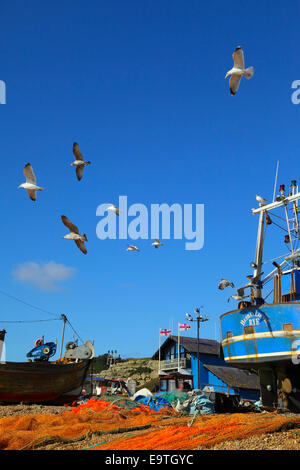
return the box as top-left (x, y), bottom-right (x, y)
top-left (220, 302), bottom-right (300, 368)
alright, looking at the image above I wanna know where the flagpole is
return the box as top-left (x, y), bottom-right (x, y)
top-left (158, 329), bottom-right (161, 374)
top-left (178, 323), bottom-right (180, 371)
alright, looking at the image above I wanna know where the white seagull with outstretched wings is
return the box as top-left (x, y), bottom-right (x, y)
top-left (107, 204), bottom-right (122, 216)
top-left (61, 215), bottom-right (88, 254)
top-left (152, 239), bottom-right (164, 249)
top-left (18, 163), bottom-right (44, 201)
top-left (225, 46), bottom-right (254, 96)
top-left (126, 245), bottom-right (139, 252)
top-left (71, 142), bottom-right (91, 181)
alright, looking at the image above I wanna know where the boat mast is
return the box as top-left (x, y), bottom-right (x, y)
top-left (59, 314), bottom-right (67, 359)
top-left (252, 210), bottom-right (265, 303)
top-left (291, 181), bottom-right (299, 238)
top-left (252, 188), bottom-right (300, 301)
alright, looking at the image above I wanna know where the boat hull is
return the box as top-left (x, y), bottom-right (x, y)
top-left (220, 303), bottom-right (300, 367)
top-left (0, 360), bottom-right (90, 404)
top-left (220, 302), bottom-right (300, 411)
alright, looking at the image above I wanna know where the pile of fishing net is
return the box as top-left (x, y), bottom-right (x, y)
top-left (156, 390), bottom-right (215, 414)
top-left (156, 390), bottom-right (189, 405)
top-left (0, 398), bottom-right (177, 450)
top-left (73, 396), bottom-right (143, 413)
top-left (1, 397), bottom-right (300, 450)
top-left (97, 413), bottom-right (300, 451)
top-left (132, 389), bottom-right (214, 415)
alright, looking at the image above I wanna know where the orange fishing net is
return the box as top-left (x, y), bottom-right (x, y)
top-left (0, 398), bottom-right (177, 450)
top-left (72, 397), bottom-right (155, 414)
top-left (98, 413), bottom-right (300, 450)
top-left (0, 397), bottom-right (300, 451)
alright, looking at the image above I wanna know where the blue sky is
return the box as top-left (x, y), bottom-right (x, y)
top-left (1, 0), bottom-right (300, 361)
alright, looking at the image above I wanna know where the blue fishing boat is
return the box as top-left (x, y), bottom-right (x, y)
top-left (219, 180), bottom-right (300, 411)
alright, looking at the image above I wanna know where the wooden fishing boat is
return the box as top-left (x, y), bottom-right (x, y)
top-left (0, 359), bottom-right (91, 404)
top-left (0, 317), bottom-right (94, 405)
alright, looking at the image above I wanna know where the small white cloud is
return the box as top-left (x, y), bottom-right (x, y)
top-left (12, 261), bottom-right (76, 292)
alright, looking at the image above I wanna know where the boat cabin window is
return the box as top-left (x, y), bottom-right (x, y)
top-left (244, 325), bottom-right (255, 335)
top-left (283, 323), bottom-right (293, 332)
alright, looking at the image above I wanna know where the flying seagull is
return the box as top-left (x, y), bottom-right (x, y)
top-left (152, 239), bottom-right (164, 249)
top-left (61, 215), bottom-right (87, 254)
top-left (71, 142), bottom-right (91, 181)
top-left (218, 278), bottom-right (235, 290)
top-left (18, 163), bottom-right (44, 201)
top-left (126, 245), bottom-right (139, 252)
top-left (228, 287), bottom-right (248, 302)
top-left (107, 204), bottom-right (122, 216)
top-left (225, 46), bottom-right (254, 96)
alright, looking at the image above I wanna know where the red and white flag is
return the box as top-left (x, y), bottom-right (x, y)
top-left (178, 323), bottom-right (191, 331)
top-left (160, 328), bottom-right (171, 336)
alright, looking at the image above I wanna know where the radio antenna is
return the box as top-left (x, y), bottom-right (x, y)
top-left (272, 160), bottom-right (279, 202)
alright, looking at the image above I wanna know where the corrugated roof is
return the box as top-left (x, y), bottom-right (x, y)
top-left (203, 364), bottom-right (260, 390)
top-left (152, 335), bottom-right (220, 359)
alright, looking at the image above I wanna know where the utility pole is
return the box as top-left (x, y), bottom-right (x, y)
top-left (186, 308), bottom-right (209, 389)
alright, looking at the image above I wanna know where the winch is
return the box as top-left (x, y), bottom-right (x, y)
top-left (27, 340), bottom-right (57, 361)
top-left (64, 340), bottom-right (94, 360)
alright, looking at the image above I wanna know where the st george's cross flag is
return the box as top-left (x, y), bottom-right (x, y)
top-left (178, 323), bottom-right (191, 331)
top-left (160, 328), bottom-right (171, 336)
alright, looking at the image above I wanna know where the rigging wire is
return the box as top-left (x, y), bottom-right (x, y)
top-left (66, 319), bottom-right (84, 344)
top-left (0, 318), bottom-right (61, 323)
top-left (268, 212), bottom-right (300, 241)
top-left (0, 289), bottom-right (58, 318)
top-left (0, 289), bottom-right (84, 343)
top-left (263, 253), bottom-right (290, 265)
top-left (264, 289), bottom-right (273, 301)
top-left (269, 219), bottom-right (289, 234)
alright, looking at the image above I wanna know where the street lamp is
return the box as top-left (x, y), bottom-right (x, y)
top-left (185, 307), bottom-right (209, 390)
top-left (107, 350), bottom-right (114, 367)
top-left (107, 350), bottom-right (118, 365)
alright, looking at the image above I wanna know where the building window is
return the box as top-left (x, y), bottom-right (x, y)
top-left (177, 379), bottom-right (183, 389)
top-left (169, 380), bottom-right (176, 391)
top-left (160, 380), bottom-right (167, 391)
